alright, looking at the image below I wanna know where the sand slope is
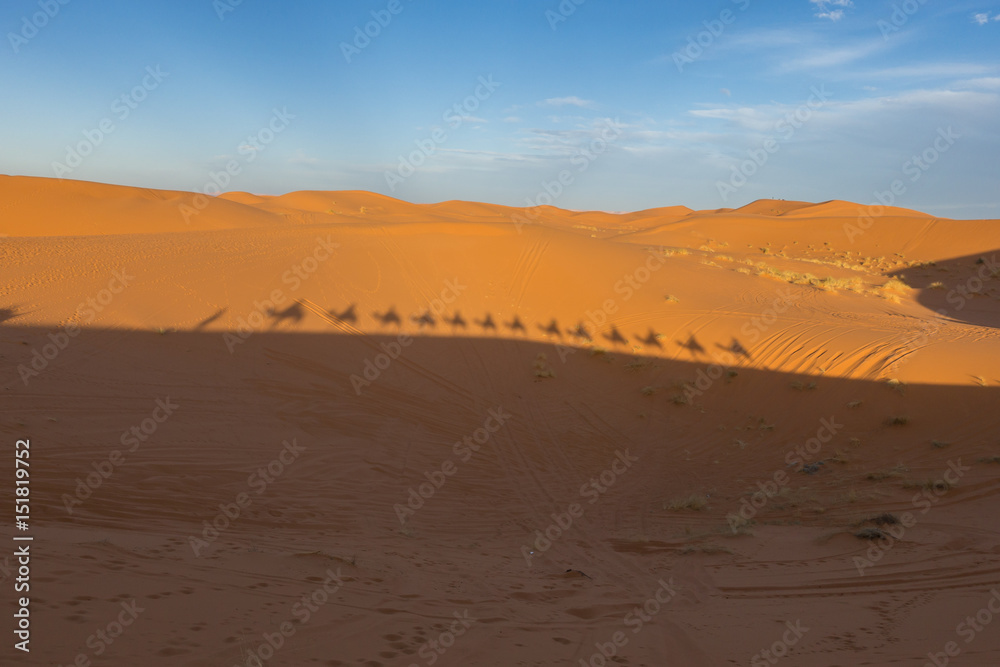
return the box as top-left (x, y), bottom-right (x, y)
top-left (2, 177), bottom-right (999, 666)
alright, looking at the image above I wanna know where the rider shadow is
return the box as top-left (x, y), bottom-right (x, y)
top-left (538, 319), bottom-right (562, 338)
top-left (373, 307), bottom-right (402, 327)
top-left (603, 326), bottom-right (628, 346)
top-left (266, 302), bottom-right (305, 328)
top-left (717, 338), bottom-right (750, 360)
top-left (636, 328), bottom-right (663, 349)
top-left (444, 312), bottom-right (467, 330)
top-left (411, 311), bottom-right (436, 329)
top-left (505, 315), bottom-right (527, 334)
top-left (676, 333), bottom-right (705, 356)
top-left (567, 322), bottom-right (592, 342)
top-left (330, 304), bottom-right (357, 324)
top-left (475, 313), bottom-right (497, 331)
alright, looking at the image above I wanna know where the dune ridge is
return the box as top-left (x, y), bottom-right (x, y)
top-left (3, 175), bottom-right (999, 665)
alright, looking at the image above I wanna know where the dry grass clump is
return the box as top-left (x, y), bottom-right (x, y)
top-left (902, 478), bottom-right (954, 492)
top-left (589, 347), bottom-right (612, 361)
top-left (533, 353), bottom-right (556, 379)
top-left (876, 278), bottom-right (911, 303)
top-left (866, 464), bottom-right (908, 481)
top-left (881, 277), bottom-right (910, 292)
top-left (828, 450), bottom-right (850, 464)
top-left (662, 247), bottom-right (691, 257)
top-left (797, 255), bottom-right (868, 272)
top-left (854, 527), bottom-right (885, 540)
top-left (663, 495), bottom-right (708, 511)
top-left (825, 276), bottom-right (866, 292)
top-left (737, 260), bottom-right (869, 293)
top-left (680, 543), bottom-right (734, 555)
top-left (725, 513), bottom-right (755, 535)
top-left (885, 415), bottom-right (910, 426)
top-left (868, 512), bottom-right (899, 526)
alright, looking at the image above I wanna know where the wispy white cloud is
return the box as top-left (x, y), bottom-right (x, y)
top-left (779, 38), bottom-right (887, 71)
top-left (859, 63), bottom-right (996, 79)
top-left (288, 150), bottom-right (319, 165)
top-left (972, 12), bottom-right (1000, 25)
top-left (717, 30), bottom-right (896, 77)
top-left (684, 84), bottom-right (998, 144)
top-left (726, 28), bottom-right (813, 49)
top-left (350, 78), bottom-right (998, 217)
top-left (824, 88), bottom-right (999, 118)
top-left (539, 96), bottom-right (595, 108)
top-left (810, 0), bottom-right (853, 21)
top-left (436, 148), bottom-right (543, 163)
top-left (954, 77), bottom-right (1000, 90)
top-left (689, 107), bottom-right (780, 133)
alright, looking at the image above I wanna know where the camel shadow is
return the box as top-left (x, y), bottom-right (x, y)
top-left (567, 322), bottom-right (592, 342)
top-left (636, 329), bottom-right (663, 349)
top-left (475, 313), bottom-right (497, 331)
top-left (267, 303), bottom-right (305, 328)
top-left (0, 306), bottom-right (21, 325)
top-left (716, 338), bottom-right (750, 359)
top-left (330, 304), bottom-right (357, 324)
top-left (411, 312), bottom-right (436, 329)
top-left (445, 312), bottom-right (467, 329)
top-left (603, 326), bottom-right (628, 346)
top-left (505, 315), bottom-right (526, 334)
top-left (373, 307), bottom-right (402, 327)
top-left (194, 308), bottom-right (227, 330)
top-left (677, 334), bottom-right (705, 356)
top-left (538, 319), bottom-right (562, 338)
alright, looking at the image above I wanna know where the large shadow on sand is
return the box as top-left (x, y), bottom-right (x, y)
top-left (2, 320), bottom-right (1000, 666)
top-left (888, 249), bottom-right (1000, 330)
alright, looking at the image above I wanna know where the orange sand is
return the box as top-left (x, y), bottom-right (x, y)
top-left (2, 175), bottom-right (999, 666)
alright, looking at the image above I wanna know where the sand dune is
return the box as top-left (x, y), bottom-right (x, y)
top-left (2, 177), bottom-right (999, 666)
top-left (0, 175), bottom-right (284, 237)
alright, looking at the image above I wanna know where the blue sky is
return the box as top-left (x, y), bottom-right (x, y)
top-left (1, 0), bottom-right (998, 217)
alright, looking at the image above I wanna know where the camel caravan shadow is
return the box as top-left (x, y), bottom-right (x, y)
top-left (251, 298), bottom-right (751, 362)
